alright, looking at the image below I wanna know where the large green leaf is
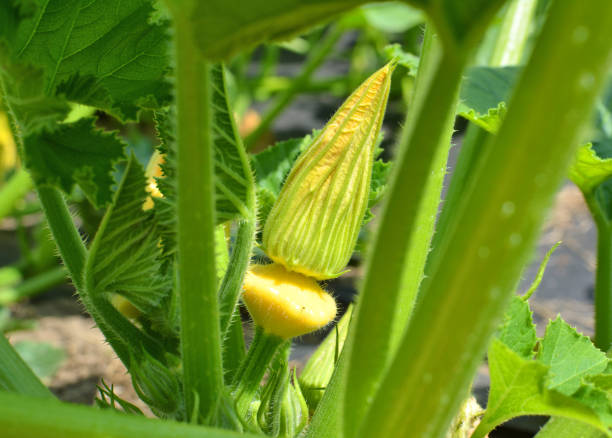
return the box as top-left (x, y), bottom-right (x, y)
top-left (23, 118), bottom-right (125, 207)
top-left (86, 155), bottom-right (171, 315)
top-left (210, 64), bottom-right (254, 222)
top-left (539, 318), bottom-right (609, 397)
top-left (4, 0), bottom-right (171, 121)
top-left (457, 66), bottom-right (520, 133)
top-left (190, 0), bottom-right (384, 60)
top-left (473, 340), bottom-right (610, 438)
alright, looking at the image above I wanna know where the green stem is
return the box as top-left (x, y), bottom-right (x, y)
top-left (223, 311), bottom-right (246, 385)
top-left (0, 168), bottom-right (32, 220)
top-left (35, 186), bottom-right (86, 290)
top-left (232, 326), bottom-right (285, 421)
top-left (219, 219), bottom-right (255, 336)
top-left (584, 193), bottom-right (612, 350)
top-left (0, 265), bottom-right (67, 305)
top-left (170, 9), bottom-right (223, 421)
top-left (355, 1), bottom-right (612, 437)
top-left (244, 25), bottom-right (343, 151)
top-left (0, 335), bottom-right (53, 398)
top-left (0, 391), bottom-right (260, 438)
top-left (489, 0), bottom-right (537, 66)
top-left (341, 26), bottom-right (465, 438)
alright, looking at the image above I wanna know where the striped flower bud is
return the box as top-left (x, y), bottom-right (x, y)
top-left (262, 62), bottom-right (394, 280)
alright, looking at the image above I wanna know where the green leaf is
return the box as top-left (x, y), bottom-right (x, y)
top-left (457, 66), bottom-right (520, 133)
top-left (251, 136), bottom-right (306, 227)
top-left (535, 417), bottom-right (606, 438)
top-left (539, 317), bottom-right (609, 396)
top-left (0, 57), bottom-right (69, 133)
top-left (189, 0), bottom-right (376, 60)
top-left (23, 118), bottom-right (125, 207)
top-left (473, 340), bottom-right (609, 438)
top-left (154, 64), bottom-right (254, 236)
top-left (251, 137), bottom-right (306, 196)
top-left (364, 157), bottom-right (392, 224)
top-left (210, 64), bottom-right (254, 222)
top-left (86, 155), bottom-right (170, 315)
top-left (497, 296), bottom-right (537, 359)
top-left (13, 341), bottom-right (65, 380)
top-left (569, 142), bottom-right (612, 195)
top-left (383, 44), bottom-right (419, 77)
top-left (360, 2), bottom-right (424, 34)
top-left (6, 0), bottom-right (171, 121)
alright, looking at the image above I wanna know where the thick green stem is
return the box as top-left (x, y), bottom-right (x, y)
top-left (0, 265), bottom-right (67, 305)
top-left (0, 391), bottom-right (259, 438)
top-left (355, 2), bottom-right (612, 437)
top-left (489, 0), bottom-right (537, 66)
top-left (0, 168), bottom-right (32, 220)
top-left (0, 335), bottom-right (53, 398)
top-left (585, 194), bottom-right (612, 350)
top-left (36, 186), bottom-right (86, 289)
top-left (170, 10), bottom-right (223, 421)
top-left (244, 25), bottom-right (343, 151)
top-left (232, 326), bottom-right (285, 421)
top-left (595, 225), bottom-right (612, 350)
top-left (342, 27), bottom-right (465, 438)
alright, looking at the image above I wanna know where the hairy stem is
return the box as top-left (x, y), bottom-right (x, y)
top-left (170, 9), bottom-right (223, 421)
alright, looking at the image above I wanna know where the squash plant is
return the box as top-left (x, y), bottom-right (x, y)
top-left (1, 0), bottom-right (612, 437)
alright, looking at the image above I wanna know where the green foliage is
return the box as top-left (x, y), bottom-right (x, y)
top-left (496, 296), bottom-right (536, 359)
top-left (86, 156), bottom-right (170, 315)
top-left (457, 66), bottom-right (519, 133)
top-left (189, 0), bottom-right (381, 60)
top-left (13, 341), bottom-right (65, 381)
top-left (355, 2), bottom-right (424, 34)
top-left (474, 297), bottom-right (612, 437)
top-left (4, 0), bottom-right (171, 121)
top-left (23, 118), bottom-right (125, 207)
top-left (570, 142), bottom-right (612, 195)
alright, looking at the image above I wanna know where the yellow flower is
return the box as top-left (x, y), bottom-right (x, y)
top-left (263, 62), bottom-right (394, 279)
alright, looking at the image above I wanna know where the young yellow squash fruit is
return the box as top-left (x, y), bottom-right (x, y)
top-left (242, 263), bottom-right (336, 339)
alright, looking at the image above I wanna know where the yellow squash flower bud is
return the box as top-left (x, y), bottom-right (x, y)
top-left (242, 263), bottom-right (336, 339)
top-left (262, 62), bottom-right (394, 279)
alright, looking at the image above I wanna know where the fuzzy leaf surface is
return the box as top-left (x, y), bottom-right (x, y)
top-left (473, 340), bottom-right (610, 438)
top-left (153, 64), bottom-right (253, 248)
top-left (86, 156), bottom-right (170, 314)
top-left (497, 296), bottom-right (537, 359)
top-left (4, 0), bottom-right (171, 121)
top-left (539, 318), bottom-right (609, 396)
top-left (210, 64), bottom-right (254, 222)
top-left (23, 118), bottom-right (125, 207)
